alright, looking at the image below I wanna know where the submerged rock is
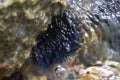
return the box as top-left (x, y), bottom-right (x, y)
top-left (0, 0), bottom-right (120, 79)
top-left (67, 61), bottom-right (120, 80)
top-left (2, 71), bottom-right (27, 80)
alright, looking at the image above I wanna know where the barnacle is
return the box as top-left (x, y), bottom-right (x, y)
top-left (30, 12), bottom-right (82, 68)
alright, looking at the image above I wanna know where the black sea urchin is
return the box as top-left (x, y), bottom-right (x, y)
top-left (30, 12), bottom-right (81, 67)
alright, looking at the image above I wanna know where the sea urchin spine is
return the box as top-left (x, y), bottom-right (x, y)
top-left (30, 12), bottom-right (81, 68)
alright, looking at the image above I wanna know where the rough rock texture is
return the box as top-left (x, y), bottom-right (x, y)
top-left (67, 61), bottom-right (120, 80)
top-left (0, 0), bottom-right (68, 78)
top-left (0, 0), bottom-right (120, 80)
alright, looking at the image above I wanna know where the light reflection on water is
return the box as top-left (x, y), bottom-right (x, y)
top-left (67, 0), bottom-right (120, 65)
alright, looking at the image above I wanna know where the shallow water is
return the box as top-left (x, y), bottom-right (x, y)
top-left (0, 0), bottom-right (120, 79)
top-left (66, 0), bottom-right (120, 65)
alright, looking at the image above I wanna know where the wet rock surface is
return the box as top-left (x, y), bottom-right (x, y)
top-left (16, 61), bottom-right (119, 80)
top-left (67, 61), bottom-right (120, 80)
top-left (2, 71), bottom-right (27, 80)
top-left (0, 0), bottom-right (120, 80)
top-left (0, 0), bottom-right (67, 78)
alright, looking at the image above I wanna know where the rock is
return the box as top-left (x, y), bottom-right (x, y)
top-left (2, 71), bottom-right (27, 80)
top-left (67, 61), bottom-right (120, 80)
top-left (39, 76), bottom-right (47, 80)
top-left (0, 0), bottom-right (67, 78)
top-left (78, 74), bottom-right (99, 80)
top-left (0, 0), bottom-right (120, 80)
top-left (86, 67), bottom-right (114, 77)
